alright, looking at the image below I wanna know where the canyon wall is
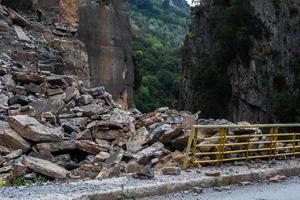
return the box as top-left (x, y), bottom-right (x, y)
top-left (78, 0), bottom-right (134, 109)
top-left (180, 0), bottom-right (300, 123)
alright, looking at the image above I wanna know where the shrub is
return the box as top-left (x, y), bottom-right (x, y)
top-left (11, 173), bottom-right (47, 187)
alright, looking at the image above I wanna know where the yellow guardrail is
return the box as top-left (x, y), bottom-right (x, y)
top-left (183, 124), bottom-right (300, 169)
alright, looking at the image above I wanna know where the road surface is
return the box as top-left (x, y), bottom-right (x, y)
top-left (142, 176), bottom-right (300, 200)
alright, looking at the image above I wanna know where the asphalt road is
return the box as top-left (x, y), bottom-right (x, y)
top-left (141, 177), bottom-right (300, 200)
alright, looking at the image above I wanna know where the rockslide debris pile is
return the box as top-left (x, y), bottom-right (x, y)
top-left (0, 52), bottom-right (198, 182)
top-left (0, 1), bottom-right (290, 185)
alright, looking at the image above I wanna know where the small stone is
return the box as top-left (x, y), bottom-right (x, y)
top-left (104, 149), bottom-right (124, 167)
top-left (0, 20), bottom-right (9, 32)
top-left (240, 181), bottom-right (251, 186)
top-left (76, 140), bottom-right (108, 155)
top-left (65, 86), bottom-right (80, 102)
top-left (155, 107), bottom-right (169, 113)
top-left (125, 161), bottom-right (141, 174)
top-left (161, 167), bottom-right (181, 175)
top-left (133, 165), bottom-right (154, 180)
top-left (192, 187), bottom-right (203, 194)
top-left (269, 175), bottom-right (286, 183)
top-left (205, 170), bottom-right (221, 176)
top-left (95, 152), bottom-right (110, 162)
top-left (0, 165), bottom-right (14, 174)
top-left (4, 149), bottom-right (23, 160)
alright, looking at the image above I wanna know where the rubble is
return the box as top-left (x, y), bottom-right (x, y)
top-left (161, 167), bottom-right (181, 175)
top-left (0, 128), bottom-right (31, 152)
top-left (205, 170), bottom-right (221, 177)
top-left (9, 115), bottom-right (64, 142)
top-left (269, 175), bottom-right (287, 183)
top-left (0, 1), bottom-right (296, 186)
top-left (22, 156), bottom-right (69, 180)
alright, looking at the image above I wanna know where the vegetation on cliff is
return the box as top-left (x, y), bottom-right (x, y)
top-left (129, 0), bottom-right (191, 112)
top-left (182, 0), bottom-right (300, 122)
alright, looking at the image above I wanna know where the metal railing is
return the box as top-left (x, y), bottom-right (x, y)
top-left (183, 124), bottom-right (300, 169)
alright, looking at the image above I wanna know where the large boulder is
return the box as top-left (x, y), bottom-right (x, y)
top-left (0, 129), bottom-right (31, 152)
top-left (22, 156), bottom-right (69, 179)
top-left (9, 115), bottom-right (64, 142)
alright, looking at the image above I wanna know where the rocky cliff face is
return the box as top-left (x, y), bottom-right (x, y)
top-left (180, 0), bottom-right (300, 123)
top-left (0, 0), bottom-right (90, 82)
top-left (1, 0), bottom-right (134, 109)
top-left (78, 0), bottom-right (134, 109)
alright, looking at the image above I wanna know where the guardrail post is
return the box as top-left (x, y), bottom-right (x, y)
top-left (191, 128), bottom-right (199, 167)
top-left (292, 132), bottom-right (297, 156)
top-left (183, 126), bottom-right (196, 169)
top-left (216, 128), bottom-right (226, 165)
top-left (273, 127), bottom-right (279, 159)
top-left (246, 132), bottom-right (251, 161)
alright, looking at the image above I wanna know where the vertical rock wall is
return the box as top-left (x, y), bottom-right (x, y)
top-left (181, 0), bottom-right (300, 123)
top-left (78, 0), bottom-right (134, 109)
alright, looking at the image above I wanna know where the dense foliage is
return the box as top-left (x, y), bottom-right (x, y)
top-left (129, 0), bottom-right (191, 112)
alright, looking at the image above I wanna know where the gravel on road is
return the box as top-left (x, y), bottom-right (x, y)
top-left (0, 159), bottom-right (299, 200)
top-left (142, 176), bottom-right (300, 200)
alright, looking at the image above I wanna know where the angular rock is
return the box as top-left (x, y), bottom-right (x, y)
top-left (0, 129), bottom-right (31, 152)
top-left (269, 175), bottom-right (286, 183)
top-left (30, 99), bottom-right (65, 117)
top-left (36, 141), bottom-right (77, 153)
top-left (110, 108), bottom-right (134, 126)
top-left (72, 104), bottom-right (109, 116)
top-left (0, 145), bottom-right (10, 155)
top-left (30, 149), bottom-right (55, 162)
top-left (76, 130), bottom-right (92, 140)
top-left (150, 124), bottom-right (172, 142)
top-left (8, 8), bottom-right (31, 27)
top-left (133, 165), bottom-right (154, 180)
top-left (87, 120), bottom-right (123, 130)
top-left (161, 167), bottom-right (181, 175)
top-left (172, 132), bottom-right (190, 150)
top-left (0, 157), bottom-right (4, 167)
top-left (22, 156), bottom-right (69, 179)
top-left (104, 149), bottom-right (124, 167)
top-left (159, 127), bottom-right (184, 144)
top-left (65, 86), bottom-right (79, 102)
top-left (126, 141), bottom-right (142, 154)
top-left (133, 127), bottom-right (150, 146)
top-left (76, 140), bottom-right (108, 155)
top-left (41, 112), bottom-right (57, 124)
top-left (205, 170), bottom-right (221, 177)
top-left (125, 161), bottom-right (141, 174)
top-left (14, 25), bottom-right (31, 42)
top-left (77, 94), bottom-right (93, 105)
top-left (12, 72), bottom-right (44, 84)
top-left (9, 115), bottom-right (64, 142)
top-left (0, 20), bottom-right (9, 32)
top-left (0, 165), bottom-right (14, 174)
top-left (95, 152), bottom-right (110, 162)
top-left (0, 94), bottom-right (9, 107)
top-left (13, 161), bottom-right (29, 177)
top-left (96, 165), bottom-right (122, 180)
top-left (47, 88), bottom-right (64, 96)
top-left (92, 130), bottom-right (124, 140)
top-left (134, 142), bottom-right (164, 165)
top-left (4, 149), bottom-right (23, 160)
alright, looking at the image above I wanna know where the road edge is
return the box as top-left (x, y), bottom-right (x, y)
top-left (76, 166), bottom-right (300, 200)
